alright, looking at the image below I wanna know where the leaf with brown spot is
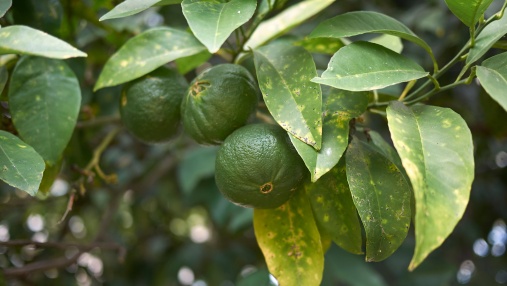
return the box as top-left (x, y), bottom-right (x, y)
top-left (386, 101), bottom-right (474, 270)
top-left (346, 136), bottom-right (411, 261)
top-left (254, 188), bottom-right (324, 286)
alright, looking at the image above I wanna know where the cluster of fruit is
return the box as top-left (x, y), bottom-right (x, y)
top-left (120, 64), bottom-right (306, 208)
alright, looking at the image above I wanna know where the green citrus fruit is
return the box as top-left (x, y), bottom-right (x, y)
top-left (215, 123), bottom-right (306, 208)
top-left (120, 67), bottom-right (187, 144)
top-left (181, 64), bottom-right (258, 145)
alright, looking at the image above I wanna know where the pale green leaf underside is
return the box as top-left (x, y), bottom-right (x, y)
top-left (444, 0), bottom-right (494, 27)
top-left (0, 0), bottom-right (11, 17)
top-left (346, 137), bottom-right (411, 262)
top-left (8, 56), bottom-right (81, 166)
top-left (94, 27), bottom-right (205, 91)
top-left (291, 89), bottom-right (368, 181)
top-left (254, 43), bottom-right (322, 149)
top-left (312, 42), bottom-right (428, 91)
top-left (477, 52), bottom-right (507, 111)
top-left (100, 0), bottom-right (182, 21)
top-left (309, 11), bottom-right (434, 63)
top-left (386, 101), bottom-right (474, 270)
top-left (254, 189), bottom-right (324, 286)
top-left (182, 0), bottom-right (256, 53)
top-left (369, 34), bottom-right (403, 53)
top-left (0, 26), bottom-right (86, 59)
top-left (467, 14), bottom-right (507, 65)
top-left (0, 130), bottom-right (45, 196)
top-left (305, 160), bottom-right (363, 254)
top-left (244, 0), bottom-right (334, 50)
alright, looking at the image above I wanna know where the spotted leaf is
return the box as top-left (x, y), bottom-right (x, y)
top-left (386, 101), bottom-right (474, 270)
top-left (254, 188), bottom-right (324, 286)
top-left (8, 56), bottom-right (81, 166)
top-left (346, 137), bottom-right (411, 261)
top-left (305, 159), bottom-right (363, 254)
top-left (0, 131), bottom-right (45, 196)
top-left (290, 88), bottom-right (368, 181)
top-left (94, 27), bottom-right (206, 91)
top-left (254, 42), bottom-right (322, 149)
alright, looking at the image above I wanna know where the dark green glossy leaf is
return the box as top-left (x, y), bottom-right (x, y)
top-left (290, 89), bottom-right (368, 181)
top-left (0, 66), bottom-right (7, 94)
top-left (444, 0), bottom-right (494, 27)
top-left (312, 42), bottom-right (428, 91)
top-left (310, 11), bottom-right (435, 68)
top-left (467, 14), bottom-right (507, 65)
top-left (346, 137), bottom-right (411, 261)
top-left (182, 0), bottom-right (256, 53)
top-left (294, 37), bottom-right (345, 55)
top-left (305, 160), bottom-right (363, 254)
top-left (254, 42), bottom-right (322, 149)
top-left (0, 0), bottom-right (11, 17)
top-left (477, 52), bottom-right (507, 111)
top-left (0, 26), bottom-right (86, 59)
top-left (386, 101), bottom-right (474, 270)
top-left (8, 56), bottom-right (81, 166)
top-left (254, 188), bottom-right (324, 286)
top-left (0, 130), bottom-right (45, 196)
top-left (94, 27), bottom-right (206, 91)
top-left (100, 0), bottom-right (182, 21)
top-left (175, 50), bottom-right (211, 74)
top-left (244, 0), bottom-right (334, 50)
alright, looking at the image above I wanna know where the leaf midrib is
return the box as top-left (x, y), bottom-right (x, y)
top-left (0, 140), bottom-right (31, 188)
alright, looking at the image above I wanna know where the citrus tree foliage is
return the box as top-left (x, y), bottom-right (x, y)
top-left (0, 0), bottom-right (506, 284)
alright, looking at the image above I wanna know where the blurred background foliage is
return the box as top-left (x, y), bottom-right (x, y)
top-left (0, 0), bottom-right (507, 285)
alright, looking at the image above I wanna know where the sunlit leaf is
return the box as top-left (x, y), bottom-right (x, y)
top-left (294, 37), bottom-right (345, 55)
top-left (0, 0), bottom-right (11, 17)
top-left (386, 101), bottom-right (474, 270)
top-left (305, 160), bottom-right (363, 254)
top-left (290, 88), bottom-right (368, 181)
top-left (467, 14), bottom-right (507, 65)
top-left (0, 130), bottom-right (45, 196)
top-left (94, 27), bottom-right (206, 91)
top-left (254, 188), bottom-right (324, 286)
top-left (444, 0), bottom-right (494, 27)
top-left (477, 52), bottom-right (507, 112)
top-left (0, 25), bottom-right (86, 59)
top-left (244, 0), bottom-right (334, 50)
top-left (182, 0), bottom-right (256, 53)
top-left (254, 42), bottom-right (322, 149)
top-left (312, 42), bottom-right (428, 91)
top-left (8, 56), bottom-right (81, 166)
top-left (310, 11), bottom-right (435, 68)
top-left (100, 0), bottom-right (182, 21)
top-left (346, 137), bottom-right (411, 261)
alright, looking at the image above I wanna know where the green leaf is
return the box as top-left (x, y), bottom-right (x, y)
top-left (309, 11), bottom-right (436, 70)
top-left (290, 88), bottom-right (369, 181)
top-left (38, 159), bottom-right (62, 195)
top-left (0, 130), bottom-right (45, 196)
top-left (0, 65), bottom-right (7, 94)
top-left (305, 160), bottom-right (363, 254)
top-left (182, 0), bottom-right (257, 53)
top-left (177, 146), bottom-right (218, 194)
top-left (346, 137), bottom-right (411, 261)
top-left (386, 101), bottom-right (474, 270)
top-left (477, 52), bottom-right (507, 112)
top-left (0, 26), bottom-right (86, 59)
top-left (444, 0), bottom-right (494, 27)
top-left (244, 0), bottom-right (334, 50)
top-left (8, 56), bottom-right (81, 166)
top-left (312, 42), bottom-right (428, 91)
top-left (467, 14), bottom-right (507, 65)
top-left (294, 37), bottom-right (345, 55)
top-left (0, 0), bottom-right (11, 17)
top-left (369, 34), bottom-right (403, 53)
top-left (94, 27), bottom-right (205, 91)
top-left (254, 188), bottom-right (324, 286)
top-left (254, 42), bottom-right (322, 149)
top-left (100, 0), bottom-right (182, 21)
top-left (175, 50), bottom-right (211, 74)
